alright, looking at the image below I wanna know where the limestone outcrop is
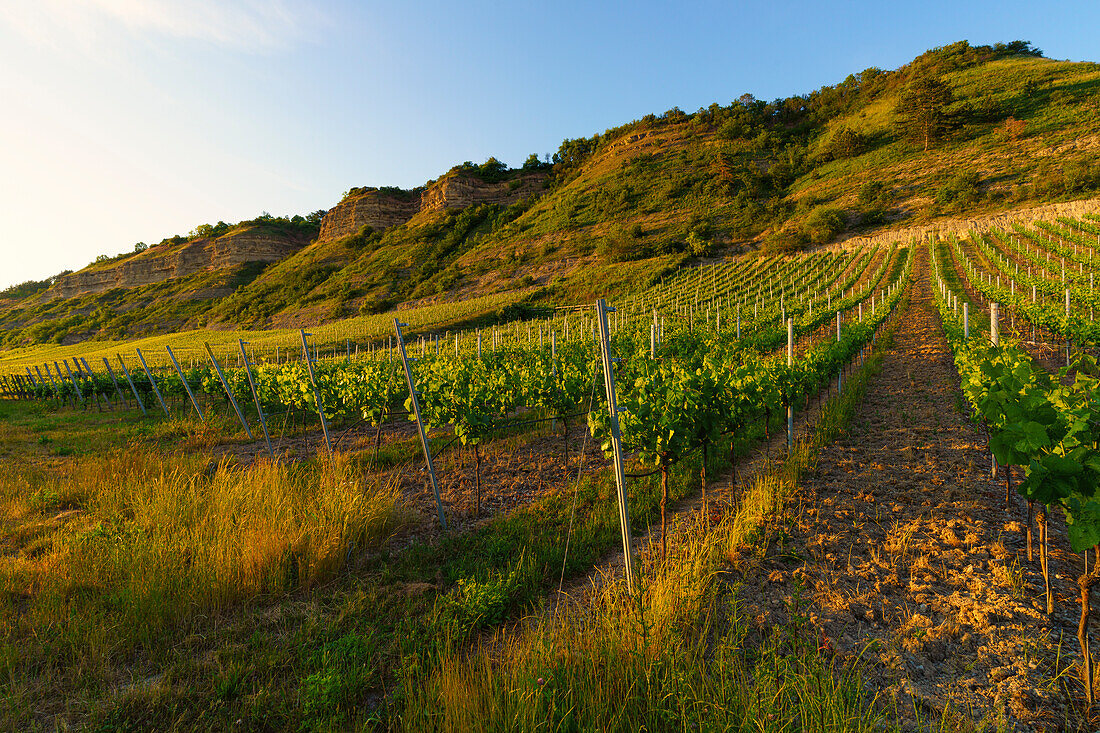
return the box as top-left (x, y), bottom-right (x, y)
top-left (43, 170), bottom-right (551, 301)
top-left (316, 171), bottom-right (548, 244)
top-left (316, 189), bottom-right (421, 242)
top-left (47, 228), bottom-right (309, 300)
top-left (419, 172), bottom-right (546, 214)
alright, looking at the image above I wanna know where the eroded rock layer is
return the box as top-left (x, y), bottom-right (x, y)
top-left (47, 229), bottom-right (309, 300)
top-left (316, 171), bottom-right (547, 244)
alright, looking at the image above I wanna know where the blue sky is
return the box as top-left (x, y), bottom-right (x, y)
top-left (1, 0), bottom-right (1098, 290)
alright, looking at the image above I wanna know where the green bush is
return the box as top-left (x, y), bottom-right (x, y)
top-left (801, 206), bottom-right (846, 243)
top-left (344, 226), bottom-right (382, 251)
top-left (437, 552), bottom-right (536, 632)
top-left (857, 182), bottom-right (896, 224)
top-left (472, 157), bottom-right (509, 182)
top-left (299, 631), bottom-right (379, 730)
top-left (686, 229), bottom-right (711, 257)
top-left (717, 118), bottom-right (751, 140)
top-left (601, 224), bottom-right (657, 262)
top-left (824, 127), bottom-right (867, 160)
top-left (857, 182), bottom-right (892, 208)
top-left (934, 170), bottom-right (982, 209)
top-left (1030, 161), bottom-right (1100, 198)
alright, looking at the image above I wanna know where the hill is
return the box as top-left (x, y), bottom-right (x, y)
top-left (4, 39), bottom-right (1100, 346)
top-left (0, 216), bottom-right (319, 345)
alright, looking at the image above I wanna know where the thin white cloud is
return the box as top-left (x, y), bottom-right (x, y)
top-left (0, 0), bottom-right (323, 53)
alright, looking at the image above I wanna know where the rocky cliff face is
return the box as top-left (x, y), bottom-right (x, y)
top-left (47, 228), bottom-right (309, 300)
top-left (419, 172), bottom-right (547, 214)
top-left (41, 170), bottom-right (551, 302)
top-left (316, 172), bottom-right (548, 244)
top-left (316, 189), bottom-right (421, 242)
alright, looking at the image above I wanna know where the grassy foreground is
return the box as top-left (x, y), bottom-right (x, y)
top-left (1, 295), bottom-right (904, 730)
top-left (0, 448), bottom-right (408, 727)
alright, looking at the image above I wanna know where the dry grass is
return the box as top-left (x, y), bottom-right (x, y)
top-left (0, 448), bottom-right (409, 691)
top-left (402, 506), bottom-right (884, 733)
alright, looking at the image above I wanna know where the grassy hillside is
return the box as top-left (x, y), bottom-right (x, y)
top-left (4, 40), bottom-right (1100, 346)
top-left (0, 216), bottom-right (319, 346)
top-left (236, 42), bottom-right (1099, 324)
top-left (0, 264), bottom-right (262, 345)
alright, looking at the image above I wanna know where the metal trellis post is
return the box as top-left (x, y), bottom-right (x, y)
top-left (297, 331), bottom-right (328, 454)
top-left (240, 339), bottom-right (274, 459)
top-left (117, 354), bottom-right (147, 416)
top-left (102, 357), bottom-right (127, 407)
top-left (62, 359), bottom-right (84, 405)
top-left (136, 348), bottom-right (170, 417)
top-left (596, 298), bottom-right (637, 595)
top-left (166, 346), bottom-right (203, 420)
top-left (394, 319), bottom-right (447, 529)
top-left (204, 342), bottom-right (254, 439)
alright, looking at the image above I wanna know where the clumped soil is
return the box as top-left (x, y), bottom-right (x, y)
top-left (735, 263), bottom-right (1093, 730)
top-left (389, 422), bottom-right (609, 537)
top-left (210, 410), bottom-right (610, 547)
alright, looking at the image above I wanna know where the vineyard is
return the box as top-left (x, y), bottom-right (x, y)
top-left (7, 220), bottom-right (1100, 729)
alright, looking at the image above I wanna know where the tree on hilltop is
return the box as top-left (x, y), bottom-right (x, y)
top-left (521, 153), bottom-right (551, 172)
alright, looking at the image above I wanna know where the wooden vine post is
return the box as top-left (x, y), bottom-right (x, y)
top-left (989, 303), bottom-right (999, 348)
top-left (1080, 555), bottom-right (1100, 706)
top-left (989, 303), bottom-right (1015, 501)
top-left (1066, 288), bottom-right (1072, 367)
top-left (836, 311), bottom-right (842, 393)
top-left (787, 318), bottom-right (794, 453)
top-left (550, 330), bottom-right (558, 436)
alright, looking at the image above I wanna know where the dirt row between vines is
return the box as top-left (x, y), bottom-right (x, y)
top-left (734, 257), bottom-right (1093, 730)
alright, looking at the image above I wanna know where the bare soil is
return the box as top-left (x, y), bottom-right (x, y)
top-left (210, 410), bottom-right (612, 548)
top-left (735, 255), bottom-right (1094, 730)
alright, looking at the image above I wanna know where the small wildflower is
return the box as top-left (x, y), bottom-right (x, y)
top-left (537, 677), bottom-right (545, 686)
